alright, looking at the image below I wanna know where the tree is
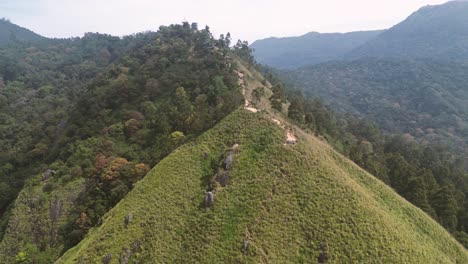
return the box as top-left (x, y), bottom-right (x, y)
top-left (288, 97), bottom-right (305, 123)
top-left (270, 84), bottom-right (285, 111)
top-left (173, 87), bottom-right (194, 131)
top-left (225, 32), bottom-right (231, 47)
top-left (404, 177), bottom-right (436, 217)
top-left (431, 186), bottom-right (459, 231)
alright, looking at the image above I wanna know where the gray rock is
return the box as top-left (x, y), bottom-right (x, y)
top-left (243, 240), bottom-right (250, 253)
top-left (102, 253), bottom-right (112, 264)
top-left (224, 152), bottom-right (234, 170)
top-left (125, 214), bottom-right (133, 226)
top-left (205, 191), bottom-right (214, 207)
top-left (49, 196), bottom-right (62, 247)
top-left (42, 169), bottom-right (56, 180)
top-left (216, 171), bottom-right (230, 187)
top-left (131, 240), bottom-right (141, 252)
top-left (119, 248), bottom-right (131, 264)
top-left (50, 196), bottom-right (62, 224)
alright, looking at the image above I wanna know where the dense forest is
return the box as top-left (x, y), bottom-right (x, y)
top-left (279, 59), bottom-right (468, 163)
top-left (0, 28), bottom-right (158, 230)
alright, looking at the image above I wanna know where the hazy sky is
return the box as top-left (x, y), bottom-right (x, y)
top-left (0, 0), bottom-right (449, 42)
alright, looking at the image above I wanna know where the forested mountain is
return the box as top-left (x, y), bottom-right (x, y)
top-left (346, 1), bottom-right (468, 60)
top-left (282, 59), bottom-right (468, 148)
top-left (0, 20), bottom-right (467, 263)
top-left (253, 1), bottom-right (468, 68)
top-left (251, 30), bottom-right (382, 68)
top-left (0, 22), bottom-right (244, 262)
top-left (0, 18), bottom-right (45, 45)
top-left (0, 29), bottom-right (156, 227)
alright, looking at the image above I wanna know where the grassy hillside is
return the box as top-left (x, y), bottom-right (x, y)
top-left (251, 30), bottom-right (382, 69)
top-left (0, 178), bottom-right (86, 263)
top-left (58, 108), bottom-right (468, 263)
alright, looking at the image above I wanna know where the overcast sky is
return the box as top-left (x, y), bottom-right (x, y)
top-left (0, 0), bottom-right (449, 43)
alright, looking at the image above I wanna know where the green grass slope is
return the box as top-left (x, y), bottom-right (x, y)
top-left (57, 108), bottom-right (467, 263)
top-left (0, 178), bottom-right (86, 263)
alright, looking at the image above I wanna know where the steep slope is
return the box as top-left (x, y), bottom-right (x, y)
top-left (251, 30), bottom-right (383, 68)
top-left (0, 18), bottom-right (45, 45)
top-left (57, 110), bottom-right (468, 263)
top-left (347, 1), bottom-right (468, 60)
top-left (0, 178), bottom-right (86, 263)
top-left (281, 59), bottom-right (468, 153)
top-left (57, 65), bottom-right (468, 263)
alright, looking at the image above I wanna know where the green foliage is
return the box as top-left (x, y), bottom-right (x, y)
top-left (283, 58), bottom-right (468, 155)
top-left (0, 22), bottom-right (243, 262)
top-left (0, 18), bottom-right (45, 46)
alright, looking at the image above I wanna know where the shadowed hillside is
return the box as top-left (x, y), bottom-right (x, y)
top-left (0, 18), bottom-right (44, 45)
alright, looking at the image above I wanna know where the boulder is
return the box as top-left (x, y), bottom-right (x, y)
top-left (243, 240), bottom-right (250, 253)
top-left (125, 214), bottom-right (133, 225)
top-left (42, 169), bottom-right (56, 180)
top-left (205, 191), bottom-right (214, 207)
top-left (119, 248), bottom-right (131, 264)
top-left (224, 153), bottom-right (234, 170)
top-left (216, 171), bottom-right (230, 187)
top-left (102, 254), bottom-right (112, 264)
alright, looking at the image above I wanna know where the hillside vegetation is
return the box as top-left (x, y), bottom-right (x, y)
top-left (282, 59), bottom-right (468, 145)
top-left (58, 107), bottom-right (468, 263)
top-left (0, 23), bottom-right (244, 263)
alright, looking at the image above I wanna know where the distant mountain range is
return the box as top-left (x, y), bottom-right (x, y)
top-left (253, 1), bottom-right (468, 68)
top-left (346, 1), bottom-right (468, 60)
top-left (251, 30), bottom-right (382, 68)
top-left (0, 18), bottom-right (45, 45)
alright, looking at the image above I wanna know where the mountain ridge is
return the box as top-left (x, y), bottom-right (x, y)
top-left (345, 1), bottom-right (468, 60)
top-left (251, 30), bottom-right (383, 68)
top-left (0, 18), bottom-right (45, 45)
top-left (57, 107), bottom-right (468, 263)
top-left (56, 60), bottom-right (468, 263)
